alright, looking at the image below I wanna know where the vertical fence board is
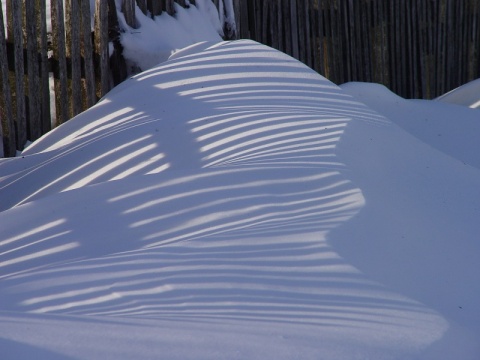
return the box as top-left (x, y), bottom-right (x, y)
top-left (51, 0), bottom-right (69, 126)
top-left (12, 0), bottom-right (26, 149)
top-left (166, 0), bottom-right (175, 15)
top-left (309, 1), bottom-right (318, 73)
top-left (363, 0), bottom-right (372, 82)
top-left (435, 0), bottom-right (442, 95)
top-left (345, 0), bottom-right (355, 80)
top-left (38, 0), bottom-right (51, 134)
top-left (399, 0), bottom-right (406, 93)
top-left (122, 0), bottom-right (136, 28)
top-left (237, 0), bottom-right (248, 38)
top-left (253, 0), bottom-right (261, 41)
top-left (137, 0), bottom-right (148, 15)
top-left (304, 0), bottom-right (312, 68)
top-left (66, 0), bottom-right (82, 118)
top-left (94, 0), bottom-right (109, 99)
top-left (0, 0), bottom-right (16, 156)
top-left (407, 0), bottom-right (416, 97)
top-left (147, 0), bottom-right (162, 17)
top-left (25, 0), bottom-right (41, 140)
top-left (334, 1), bottom-right (344, 83)
top-left (81, 0), bottom-right (96, 108)
top-left (275, 0), bottom-right (282, 51)
top-left (109, 0), bottom-right (128, 86)
top-left (233, 0), bottom-right (240, 39)
top-left (270, 1), bottom-right (279, 49)
top-left (282, 0), bottom-right (292, 55)
top-left (296, 0), bottom-right (306, 63)
top-left (290, 0), bottom-right (299, 59)
top-left (416, 0), bottom-right (426, 98)
top-left (261, 0), bottom-right (267, 44)
top-left (317, 1), bottom-right (324, 76)
top-left (446, 0), bottom-right (454, 91)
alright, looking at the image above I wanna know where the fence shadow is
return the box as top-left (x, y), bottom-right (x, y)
top-left (0, 40), bottom-right (447, 355)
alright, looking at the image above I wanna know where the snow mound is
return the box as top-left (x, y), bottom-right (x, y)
top-left (1, 41), bottom-right (480, 359)
top-left (340, 82), bottom-right (480, 169)
top-left (435, 78), bottom-right (480, 109)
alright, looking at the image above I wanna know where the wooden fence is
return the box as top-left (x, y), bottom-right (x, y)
top-left (234, 0), bottom-right (480, 101)
top-left (0, 0), bottom-right (230, 157)
top-left (2, 0), bottom-right (480, 157)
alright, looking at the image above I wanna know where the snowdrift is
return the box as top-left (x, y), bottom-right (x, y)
top-left (1, 40), bottom-right (479, 359)
top-left (435, 77), bottom-right (480, 109)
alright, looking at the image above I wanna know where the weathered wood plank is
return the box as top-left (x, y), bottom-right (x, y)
top-left (296, 0), bottom-right (306, 63)
top-left (122, 0), bottom-right (136, 28)
top-left (316, 0), bottom-right (324, 76)
top-left (310, 0), bottom-right (319, 73)
top-left (66, 0), bottom-right (83, 118)
top-left (147, 0), bottom-right (162, 17)
top-left (346, 0), bottom-right (356, 81)
top-left (95, 0), bottom-right (110, 99)
top-left (398, 0), bottom-right (407, 96)
top-left (290, 0), bottom-right (299, 59)
top-left (25, 0), bottom-right (41, 140)
top-left (166, 0), bottom-right (175, 15)
top-left (137, 0), bottom-right (148, 15)
top-left (408, 0), bottom-right (419, 98)
top-left (109, 0), bottom-right (128, 86)
top-left (282, 0), bottom-right (291, 55)
top-left (81, 0), bottom-right (96, 108)
top-left (233, 0), bottom-right (241, 39)
top-left (38, 0), bottom-right (51, 134)
top-left (0, 0), bottom-right (16, 156)
top-left (51, 0), bottom-right (69, 126)
top-left (304, 0), bottom-right (312, 68)
top-left (12, 0), bottom-right (26, 148)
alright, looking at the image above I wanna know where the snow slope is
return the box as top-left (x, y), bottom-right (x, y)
top-left (435, 78), bottom-right (480, 109)
top-left (1, 41), bottom-right (479, 359)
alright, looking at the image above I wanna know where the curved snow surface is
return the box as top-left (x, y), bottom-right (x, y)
top-left (1, 41), bottom-right (479, 359)
top-left (435, 77), bottom-right (480, 109)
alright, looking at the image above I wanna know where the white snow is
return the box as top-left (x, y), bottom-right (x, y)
top-left (435, 78), bottom-right (480, 109)
top-left (1, 39), bottom-right (479, 359)
top-left (2, 2), bottom-right (480, 358)
top-left (120, 0), bottom-right (223, 71)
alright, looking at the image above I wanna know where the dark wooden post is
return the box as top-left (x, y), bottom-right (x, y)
top-left (66, 0), bottom-right (83, 117)
top-left (95, 0), bottom-right (110, 99)
top-left (296, 0), bottom-right (306, 64)
top-left (81, 0), bottom-right (96, 108)
top-left (12, 0), bottom-right (26, 149)
top-left (51, 0), bottom-right (69, 126)
top-left (233, 0), bottom-right (241, 39)
top-left (109, 0), bottom-right (128, 86)
top-left (0, 0), bottom-right (16, 156)
top-left (137, 0), bottom-right (148, 15)
top-left (166, 0), bottom-right (175, 15)
top-left (122, 0), bottom-right (136, 28)
top-left (25, 0), bottom-right (41, 140)
top-left (38, 0), bottom-right (51, 134)
top-left (147, 0), bottom-right (162, 17)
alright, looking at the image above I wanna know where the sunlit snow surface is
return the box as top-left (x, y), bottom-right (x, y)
top-left (1, 41), bottom-right (479, 359)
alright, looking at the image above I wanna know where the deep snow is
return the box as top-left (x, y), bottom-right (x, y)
top-left (1, 39), bottom-right (479, 359)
